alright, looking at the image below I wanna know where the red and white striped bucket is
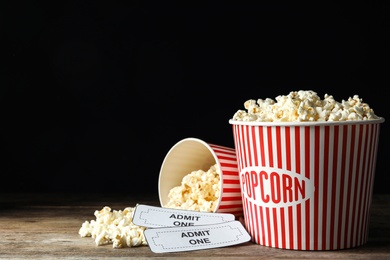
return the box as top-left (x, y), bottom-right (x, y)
top-left (230, 118), bottom-right (384, 250)
top-left (159, 137), bottom-right (243, 217)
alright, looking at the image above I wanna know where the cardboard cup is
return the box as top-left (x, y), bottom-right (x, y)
top-left (230, 118), bottom-right (385, 250)
top-left (158, 137), bottom-right (243, 217)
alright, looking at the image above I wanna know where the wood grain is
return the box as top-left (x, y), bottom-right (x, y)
top-left (0, 193), bottom-right (389, 259)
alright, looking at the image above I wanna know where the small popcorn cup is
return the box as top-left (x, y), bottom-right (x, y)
top-left (158, 137), bottom-right (243, 217)
top-left (230, 118), bottom-right (385, 250)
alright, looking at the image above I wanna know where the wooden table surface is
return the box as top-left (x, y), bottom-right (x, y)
top-left (1, 192), bottom-right (389, 259)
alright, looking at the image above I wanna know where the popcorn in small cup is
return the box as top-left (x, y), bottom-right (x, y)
top-left (159, 137), bottom-right (243, 217)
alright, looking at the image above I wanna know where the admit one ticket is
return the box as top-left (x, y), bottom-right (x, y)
top-left (133, 204), bottom-right (251, 253)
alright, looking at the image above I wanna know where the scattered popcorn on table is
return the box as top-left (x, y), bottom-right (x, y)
top-left (79, 206), bottom-right (147, 248)
top-left (232, 90), bottom-right (379, 122)
top-left (164, 164), bottom-right (221, 212)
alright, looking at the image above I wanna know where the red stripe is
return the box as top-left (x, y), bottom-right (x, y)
top-left (329, 125), bottom-right (340, 250)
top-left (223, 179), bottom-right (240, 184)
top-left (295, 126), bottom-right (301, 174)
top-left (217, 204), bottom-right (242, 209)
top-left (297, 204), bottom-right (302, 250)
top-left (314, 126), bottom-right (320, 250)
top-left (273, 208), bottom-right (279, 248)
top-left (209, 144), bottom-right (235, 152)
top-left (260, 127), bottom-right (266, 167)
top-left (222, 171), bottom-right (239, 176)
top-left (246, 126), bottom-right (253, 168)
top-left (276, 126), bottom-right (282, 169)
top-left (305, 127), bottom-right (311, 250)
top-left (223, 188), bottom-right (241, 193)
top-left (267, 127), bottom-right (274, 167)
top-left (242, 125), bottom-right (249, 169)
top-left (285, 127), bottom-right (291, 171)
top-left (321, 126), bottom-right (330, 249)
top-left (221, 196), bottom-right (242, 201)
top-left (288, 206), bottom-right (294, 249)
top-left (251, 126), bottom-right (259, 166)
top-left (217, 155), bottom-right (237, 161)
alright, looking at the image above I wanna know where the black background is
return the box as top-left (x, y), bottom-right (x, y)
top-left (1, 1), bottom-right (389, 195)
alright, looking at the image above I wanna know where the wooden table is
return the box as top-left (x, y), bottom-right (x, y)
top-left (1, 193), bottom-right (389, 259)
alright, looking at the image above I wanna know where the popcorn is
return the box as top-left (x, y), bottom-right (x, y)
top-left (164, 164), bottom-right (221, 212)
top-left (79, 206), bottom-right (147, 248)
top-left (232, 90), bottom-right (379, 122)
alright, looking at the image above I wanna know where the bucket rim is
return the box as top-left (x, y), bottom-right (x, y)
top-left (229, 117), bottom-right (385, 127)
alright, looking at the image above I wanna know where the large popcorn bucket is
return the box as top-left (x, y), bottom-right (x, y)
top-left (159, 137), bottom-right (243, 217)
top-left (229, 118), bottom-right (385, 250)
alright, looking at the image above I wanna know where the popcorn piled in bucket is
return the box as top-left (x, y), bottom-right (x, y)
top-left (232, 90), bottom-right (379, 122)
top-left (163, 164), bottom-right (221, 212)
top-left (79, 206), bottom-right (147, 248)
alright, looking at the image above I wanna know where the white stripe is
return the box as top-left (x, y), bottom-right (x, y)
top-left (333, 125), bottom-right (344, 249)
top-left (221, 192), bottom-right (242, 197)
top-left (346, 127), bottom-right (359, 248)
top-left (271, 126), bottom-right (278, 168)
top-left (276, 208), bottom-right (283, 248)
top-left (222, 175), bottom-right (240, 180)
top-left (222, 183), bottom-right (240, 188)
top-left (360, 124), bottom-right (371, 244)
top-left (248, 124), bottom-right (256, 168)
